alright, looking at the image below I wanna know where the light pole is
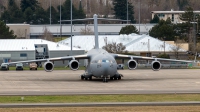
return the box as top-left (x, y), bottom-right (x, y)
top-left (60, 0), bottom-right (62, 40)
top-left (50, 0), bottom-right (51, 25)
top-left (138, 0), bottom-right (141, 34)
top-left (127, 0), bottom-right (128, 24)
top-left (163, 37), bottom-right (166, 54)
top-left (70, 0), bottom-right (73, 56)
top-left (193, 14), bottom-right (197, 53)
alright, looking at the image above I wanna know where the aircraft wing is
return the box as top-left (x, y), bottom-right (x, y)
top-left (3, 54), bottom-right (90, 65)
top-left (112, 54), bottom-right (193, 63)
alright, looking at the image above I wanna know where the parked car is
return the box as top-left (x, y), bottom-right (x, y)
top-left (16, 63), bottom-right (23, 70)
top-left (0, 63), bottom-right (9, 71)
top-left (117, 64), bottom-right (124, 70)
top-left (29, 63), bottom-right (37, 70)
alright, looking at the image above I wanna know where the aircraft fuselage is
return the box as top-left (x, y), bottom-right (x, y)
top-left (85, 49), bottom-right (118, 78)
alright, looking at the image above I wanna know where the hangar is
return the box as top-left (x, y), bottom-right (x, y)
top-left (59, 34), bottom-right (188, 59)
top-left (0, 39), bottom-right (84, 67)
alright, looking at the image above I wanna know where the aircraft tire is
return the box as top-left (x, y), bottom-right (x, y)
top-left (114, 76), bottom-right (118, 80)
top-left (81, 76), bottom-right (84, 80)
top-left (89, 76), bottom-right (92, 80)
top-left (110, 77), bottom-right (114, 80)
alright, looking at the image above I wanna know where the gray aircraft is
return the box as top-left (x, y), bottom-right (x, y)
top-left (2, 14), bottom-right (192, 82)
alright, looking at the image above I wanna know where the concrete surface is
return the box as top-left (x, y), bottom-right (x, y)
top-left (0, 69), bottom-right (200, 95)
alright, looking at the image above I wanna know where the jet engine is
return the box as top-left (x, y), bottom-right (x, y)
top-left (69, 60), bottom-right (79, 71)
top-left (151, 61), bottom-right (161, 71)
top-left (44, 61), bottom-right (54, 72)
top-left (127, 60), bottom-right (137, 70)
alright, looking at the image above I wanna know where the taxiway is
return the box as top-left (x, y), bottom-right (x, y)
top-left (0, 69), bottom-right (200, 95)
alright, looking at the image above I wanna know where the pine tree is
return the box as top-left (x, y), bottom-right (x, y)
top-left (150, 14), bottom-right (159, 23)
top-left (119, 25), bottom-right (139, 35)
top-left (113, 0), bottom-right (136, 23)
top-left (62, 0), bottom-right (85, 23)
top-left (149, 18), bottom-right (175, 41)
top-left (177, 0), bottom-right (189, 10)
top-left (0, 20), bottom-right (16, 39)
top-left (20, 0), bottom-right (39, 12)
top-left (1, 0), bottom-right (24, 23)
top-left (46, 6), bottom-right (58, 24)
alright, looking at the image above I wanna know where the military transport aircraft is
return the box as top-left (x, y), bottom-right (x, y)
top-left (2, 14), bottom-right (192, 82)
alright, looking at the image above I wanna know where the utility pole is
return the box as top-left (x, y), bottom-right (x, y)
top-left (127, 0), bottom-right (128, 24)
top-left (70, 0), bottom-right (73, 56)
top-left (50, 0), bottom-right (51, 25)
top-left (193, 14), bottom-right (196, 53)
top-left (138, 0), bottom-right (141, 34)
top-left (60, 0), bottom-right (62, 40)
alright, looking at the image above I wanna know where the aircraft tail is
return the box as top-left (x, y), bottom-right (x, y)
top-left (93, 14), bottom-right (99, 49)
top-left (60, 14), bottom-right (128, 50)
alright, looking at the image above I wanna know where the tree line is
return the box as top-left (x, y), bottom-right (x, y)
top-left (0, 0), bottom-right (85, 24)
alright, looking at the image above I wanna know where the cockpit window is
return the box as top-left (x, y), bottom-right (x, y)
top-left (96, 60), bottom-right (115, 63)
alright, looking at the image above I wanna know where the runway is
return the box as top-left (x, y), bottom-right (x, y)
top-left (0, 69), bottom-right (200, 95)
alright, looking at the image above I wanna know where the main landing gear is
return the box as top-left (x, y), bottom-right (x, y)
top-left (110, 74), bottom-right (122, 80)
top-left (81, 75), bottom-right (92, 80)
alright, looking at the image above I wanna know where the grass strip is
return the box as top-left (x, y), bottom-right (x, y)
top-left (1, 106), bottom-right (200, 112)
top-left (0, 94), bottom-right (200, 103)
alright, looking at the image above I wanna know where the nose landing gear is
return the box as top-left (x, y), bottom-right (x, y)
top-left (103, 77), bottom-right (108, 83)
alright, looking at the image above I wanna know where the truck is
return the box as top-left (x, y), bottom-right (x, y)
top-left (0, 63), bottom-right (9, 71)
top-left (29, 63), bottom-right (38, 70)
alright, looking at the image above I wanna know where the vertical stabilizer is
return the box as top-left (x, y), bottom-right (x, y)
top-left (94, 14), bottom-right (99, 49)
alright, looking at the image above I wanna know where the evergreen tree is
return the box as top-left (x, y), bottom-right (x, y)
top-left (77, 0), bottom-right (86, 23)
top-left (150, 14), bottom-right (159, 23)
top-left (119, 25), bottom-right (139, 35)
top-left (20, 0), bottom-right (39, 12)
top-left (0, 20), bottom-right (16, 39)
top-left (149, 18), bottom-right (175, 41)
top-left (79, 0), bottom-right (82, 11)
top-left (113, 0), bottom-right (136, 23)
top-left (1, 0), bottom-right (24, 23)
top-left (24, 7), bottom-right (34, 24)
top-left (32, 7), bottom-right (49, 24)
top-left (180, 7), bottom-right (194, 23)
top-left (47, 6), bottom-right (58, 24)
top-left (62, 0), bottom-right (85, 24)
top-left (177, 0), bottom-right (189, 10)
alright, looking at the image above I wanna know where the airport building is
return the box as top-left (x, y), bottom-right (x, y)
top-left (59, 34), bottom-right (189, 59)
top-left (0, 39), bottom-right (85, 67)
top-left (151, 10), bottom-right (200, 23)
top-left (7, 24), bottom-right (154, 39)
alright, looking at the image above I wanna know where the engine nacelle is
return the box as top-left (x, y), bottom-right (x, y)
top-left (69, 60), bottom-right (79, 71)
top-left (127, 60), bottom-right (137, 70)
top-left (44, 61), bottom-right (54, 72)
top-left (151, 61), bottom-right (161, 71)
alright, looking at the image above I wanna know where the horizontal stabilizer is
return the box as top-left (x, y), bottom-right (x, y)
top-left (59, 18), bottom-right (130, 22)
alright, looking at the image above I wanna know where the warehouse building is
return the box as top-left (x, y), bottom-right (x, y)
top-left (0, 39), bottom-right (85, 67)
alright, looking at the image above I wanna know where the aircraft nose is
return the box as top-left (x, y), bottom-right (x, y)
top-left (102, 62), bottom-right (110, 76)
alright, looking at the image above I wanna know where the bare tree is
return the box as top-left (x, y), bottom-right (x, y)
top-left (80, 26), bottom-right (94, 35)
top-left (170, 40), bottom-right (184, 59)
top-left (102, 37), bottom-right (126, 53)
top-left (15, 29), bottom-right (25, 39)
top-left (40, 26), bottom-right (54, 41)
